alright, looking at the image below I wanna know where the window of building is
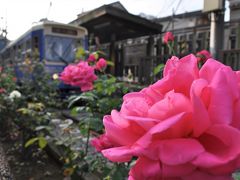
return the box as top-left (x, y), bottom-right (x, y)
top-left (229, 28), bottom-right (237, 49)
top-left (188, 34), bottom-right (193, 52)
top-left (196, 32), bottom-right (206, 51)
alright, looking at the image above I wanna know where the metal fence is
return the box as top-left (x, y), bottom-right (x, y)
top-left (126, 50), bottom-right (240, 85)
top-left (221, 49), bottom-right (240, 70)
top-left (138, 55), bottom-right (169, 84)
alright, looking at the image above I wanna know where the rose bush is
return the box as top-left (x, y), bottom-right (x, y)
top-left (92, 54), bottom-right (240, 180)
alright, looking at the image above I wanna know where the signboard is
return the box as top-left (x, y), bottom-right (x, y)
top-left (203, 0), bottom-right (224, 12)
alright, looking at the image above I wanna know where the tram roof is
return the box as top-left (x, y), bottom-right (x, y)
top-left (5, 21), bottom-right (87, 50)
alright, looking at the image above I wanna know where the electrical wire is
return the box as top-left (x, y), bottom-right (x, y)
top-left (157, 0), bottom-right (177, 17)
top-left (163, 0), bottom-right (183, 32)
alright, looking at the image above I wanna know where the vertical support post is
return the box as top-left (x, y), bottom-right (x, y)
top-left (110, 33), bottom-right (116, 75)
top-left (210, 12), bottom-right (217, 58)
top-left (146, 36), bottom-right (154, 84)
top-left (209, 0), bottom-right (225, 59)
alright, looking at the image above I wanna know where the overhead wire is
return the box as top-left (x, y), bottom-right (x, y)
top-left (157, 0), bottom-right (177, 18)
top-left (163, 0), bottom-right (183, 32)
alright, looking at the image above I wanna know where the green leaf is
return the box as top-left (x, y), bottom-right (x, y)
top-left (70, 106), bottom-right (85, 116)
top-left (38, 137), bottom-right (48, 149)
top-left (107, 76), bottom-right (116, 84)
top-left (106, 60), bottom-right (114, 66)
top-left (35, 126), bottom-right (47, 131)
top-left (92, 52), bottom-right (99, 60)
top-left (233, 172), bottom-right (240, 180)
top-left (75, 47), bottom-right (86, 59)
top-left (68, 92), bottom-right (97, 108)
top-left (25, 137), bottom-right (39, 148)
top-left (153, 63), bottom-right (164, 75)
top-left (17, 108), bottom-right (31, 115)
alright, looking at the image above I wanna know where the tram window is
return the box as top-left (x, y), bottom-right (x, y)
top-left (77, 39), bottom-right (83, 47)
top-left (52, 27), bottom-right (77, 36)
top-left (26, 40), bottom-right (31, 49)
top-left (13, 46), bottom-right (16, 59)
top-left (45, 35), bottom-right (77, 62)
top-left (17, 45), bottom-right (22, 59)
top-left (33, 36), bottom-right (39, 49)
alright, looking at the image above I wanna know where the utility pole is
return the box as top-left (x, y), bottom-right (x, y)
top-left (205, 0), bottom-right (225, 59)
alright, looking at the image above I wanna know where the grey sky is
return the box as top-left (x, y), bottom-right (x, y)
top-left (0, 0), bottom-right (229, 40)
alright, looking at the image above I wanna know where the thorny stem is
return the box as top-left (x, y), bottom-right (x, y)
top-left (84, 125), bottom-right (90, 156)
top-left (167, 42), bottom-right (176, 56)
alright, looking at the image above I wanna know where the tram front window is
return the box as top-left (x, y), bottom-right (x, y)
top-left (45, 35), bottom-right (77, 63)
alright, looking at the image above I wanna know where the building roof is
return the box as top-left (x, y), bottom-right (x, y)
top-left (71, 1), bottom-right (162, 43)
top-left (156, 10), bottom-right (207, 22)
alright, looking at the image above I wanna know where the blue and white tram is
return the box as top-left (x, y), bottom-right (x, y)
top-left (0, 21), bottom-right (88, 84)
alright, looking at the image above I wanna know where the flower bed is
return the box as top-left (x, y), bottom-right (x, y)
top-left (1, 36), bottom-right (240, 180)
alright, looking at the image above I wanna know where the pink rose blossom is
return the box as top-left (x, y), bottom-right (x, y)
top-left (196, 50), bottom-right (212, 62)
top-left (91, 134), bottom-right (112, 152)
top-left (0, 88), bottom-right (5, 93)
top-left (95, 58), bottom-right (107, 71)
top-left (60, 61), bottom-right (97, 92)
top-left (92, 54), bottom-right (240, 180)
top-left (87, 54), bottom-right (96, 62)
top-left (12, 77), bottom-right (17, 82)
top-left (163, 31), bottom-right (174, 44)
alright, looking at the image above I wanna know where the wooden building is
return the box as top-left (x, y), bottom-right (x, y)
top-left (70, 1), bottom-right (162, 83)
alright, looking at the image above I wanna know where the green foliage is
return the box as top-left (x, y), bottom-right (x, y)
top-left (68, 92), bottom-right (97, 109)
top-left (17, 62), bottom-right (61, 108)
top-left (1, 50), bottom-right (139, 179)
top-left (0, 66), bottom-right (22, 130)
top-left (16, 102), bottom-right (50, 129)
top-left (153, 63), bottom-right (164, 76)
top-left (25, 137), bottom-right (39, 148)
top-left (38, 136), bottom-right (48, 149)
top-left (0, 66), bottom-right (16, 92)
top-left (233, 172), bottom-right (240, 180)
top-left (106, 60), bottom-right (114, 66)
top-left (63, 70), bottom-right (138, 178)
top-left (68, 74), bottom-right (131, 134)
top-left (75, 47), bottom-right (86, 60)
top-left (25, 136), bottom-right (47, 149)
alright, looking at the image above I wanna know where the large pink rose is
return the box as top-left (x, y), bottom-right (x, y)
top-left (60, 61), bottom-right (97, 92)
top-left (91, 54), bottom-right (240, 180)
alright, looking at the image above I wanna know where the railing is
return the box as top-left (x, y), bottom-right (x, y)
top-left (221, 49), bottom-right (240, 70)
top-left (139, 55), bottom-right (169, 84)
top-left (133, 50), bottom-right (240, 85)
